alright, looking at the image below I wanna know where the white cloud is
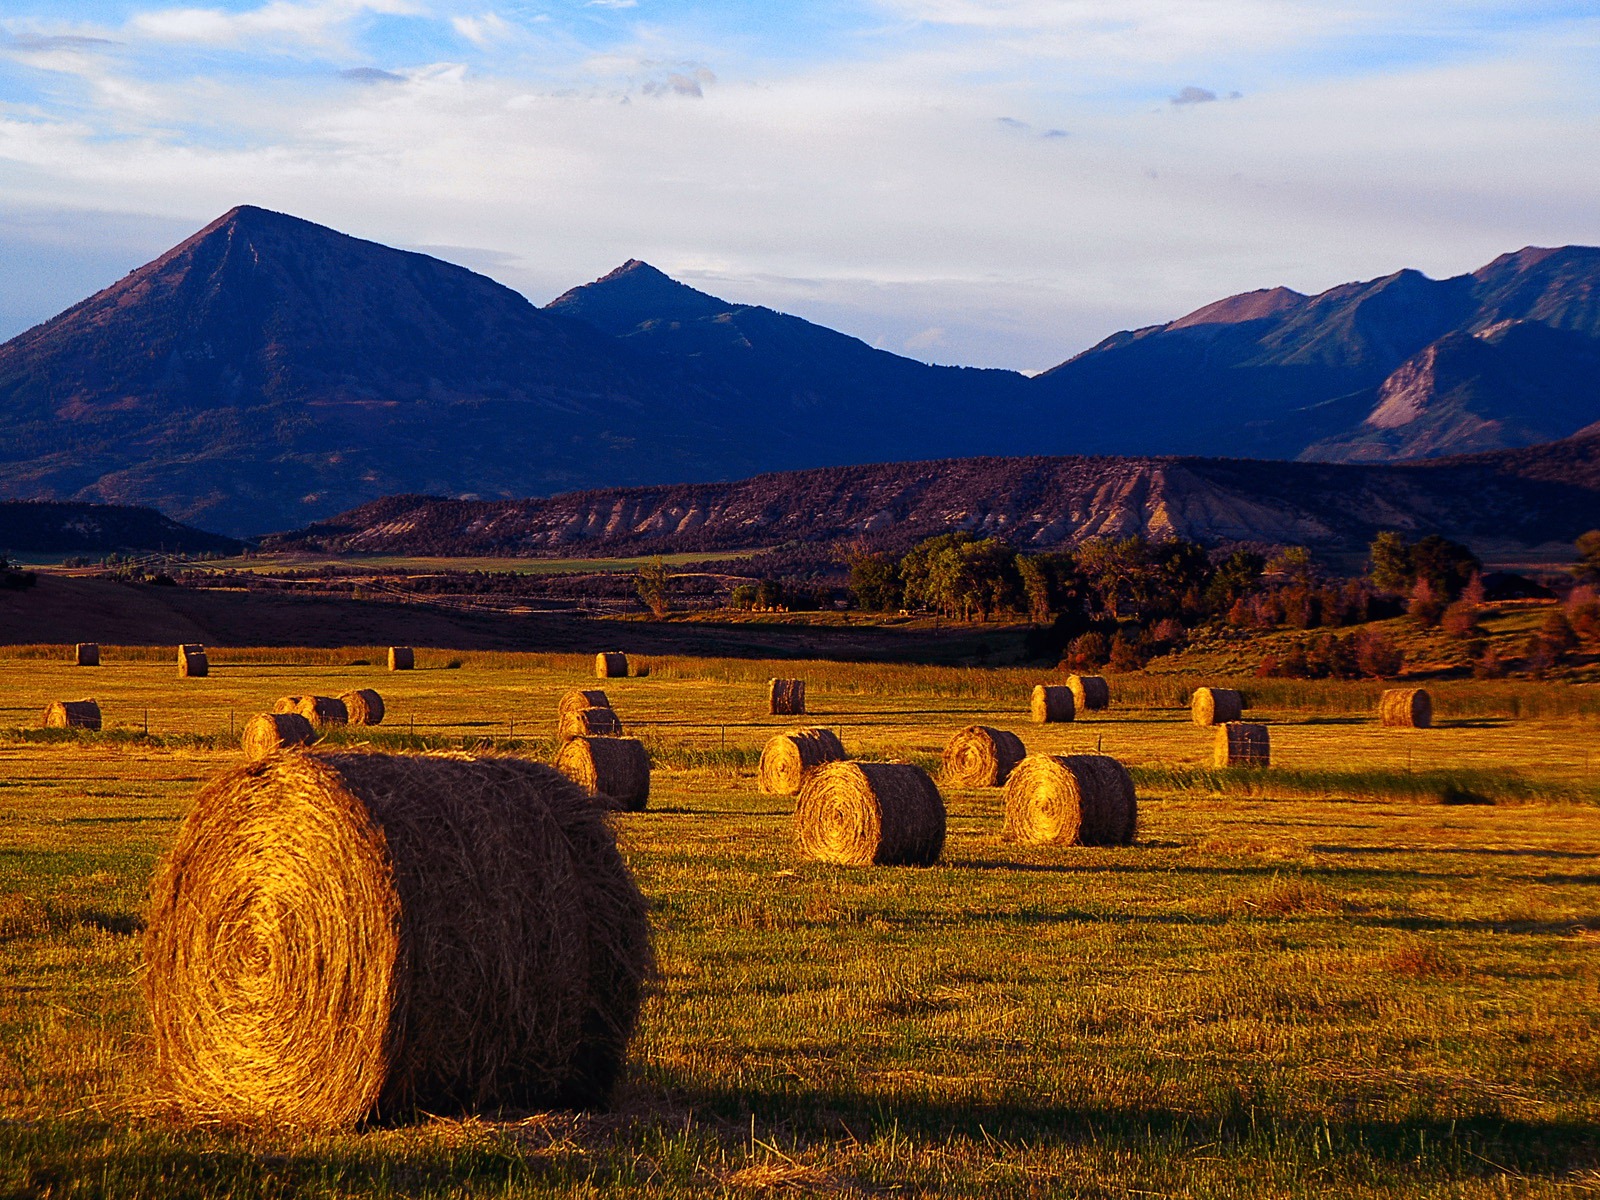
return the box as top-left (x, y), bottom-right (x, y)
top-left (126, 0), bottom-right (419, 51)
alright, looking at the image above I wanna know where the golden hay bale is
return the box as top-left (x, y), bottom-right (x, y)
top-left (558, 689), bottom-right (611, 718)
top-left (1030, 684), bottom-right (1075, 724)
top-left (1066, 674), bottom-right (1110, 711)
top-left (941, 725), bottom-right (1026, 788)
top-left (768, 678), bottom-right (806, 716)
top-left (1002, 753), bottom-right (1137, 847)
top-left (143, 752), bottom-right (653, 1126)
top-left (75, 642), bottom-right (100, 667)
top-left (44, 700), bottom-right (101, 731)
top-left (340, 689), bottom-right (385, 727)
top-left (555, 737), bottom-right (651, 811)
top-left (1214, 722), bottom-right (1271, 768)
top-left (241, 712), bottom-right (316, 760)
top-left (388, 646), bottom-right (414, 671)
top-left (178, 644), bottom-right (208, 678)
top-left (794, 761), bottom-right (946, 867)
top-left (558, 706), bottom-right (624, 743)
top-left (758, 728), bottom-right (847, 797)
top-left (275, 695), bottom-right (349, 728)
top-left (1379, 688), bottom-right (1432, 729)
top-left (1190, 687), bottom-right (1243, 726)
top-left (595, 652), bottom-right (629, 679)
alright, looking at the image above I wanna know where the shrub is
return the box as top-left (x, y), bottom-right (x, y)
top-left (1541, 609), bottom-right (1579, 656)
top-left (1440, 600), bottom-right (1481, 639)
top-left (1065, 631), bottom-right (1109, 671)
top-left (1355, 630), bottom-right (1404, 678)
top-left (1408, 579), bottom-right (1445, 629)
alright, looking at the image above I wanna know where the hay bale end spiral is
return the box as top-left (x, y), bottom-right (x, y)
top-left (241, 712), bottom-right (316, 759)
top-left (758, 728), bottom-right (846, 796)
top-left (794, 761), bottom-right (946, 867)
top-left (1030, 684), bottom-right (1075, 724)
top-left (555, 736), bottom-right (651, 811)
top-left (1190, 687), bottom-right (1243, 726)
top-left (340, 689), bottom-right (385, 727)
top-left (44, 700), bottom-right (101, 731)
top-left (1379, 688), bottom-right (1432, 729)
top-left (595, 652), bottom-right (629, 679)
top-left (1066, 674), bottom-right (1110, 712)
top-left (1002, 753), bottom-right (1137, 847)
top-left (941, 725), bottom-right (1025, 788)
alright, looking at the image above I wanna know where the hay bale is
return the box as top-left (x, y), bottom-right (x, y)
top-left (556, 737), bottom-right (651, 811)
top-left (241, 712), bottom-right (316, 760)
top-left (794, 761), bottom-right (946, 867)
top-left (44, 700), bottom-right (101, 731)
top-left (1002, 753), bottom-right (1137, 847)
top-left (1030, 684), bottom-right (1075, 724)
top-left (595, 652), bottom-right (629, 679)
top-left (1379, 688), bottom-right (1432, 729)
top-left (941, 725), bottom-right (1026, 788)
top-left (75, 643), bottom-right (100, 667)
top-left (1066, 674), bottom-right (1110, 711)
top-left (1190, 687), bottom-right (1243, 726)
top-left (275, 695), bottom-right (349, 728)
top-left (388, 647), bottom-right (414, 671)
top-left (143, 752), bottom-right (653, 1126)
top-left (340, 689), bottom-right (385, 727)
top-left (558, 706), bottom-right (624, 743)
top-left (178, 644), bottom-right (208, 678)
top-left (758, 728), bottom-right (847, 796)
top-left (768, 679), bottom-right (806, 716)
top-left (1214, 722), bottom-right (1270, 768)
top-left (558, 689), bottom-right (611, 718)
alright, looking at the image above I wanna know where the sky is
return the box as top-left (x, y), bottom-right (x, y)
top-left (1, 1), bottom-right (1597, 369)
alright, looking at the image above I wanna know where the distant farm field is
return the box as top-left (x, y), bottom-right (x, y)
top-left (1, 648), bottom-right (1597, 1197)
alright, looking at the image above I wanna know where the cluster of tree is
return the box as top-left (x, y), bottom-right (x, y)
top-left (1255, 630), bottom-right (1406, 680)
top-left (0, 555), bottom-right (37, 591)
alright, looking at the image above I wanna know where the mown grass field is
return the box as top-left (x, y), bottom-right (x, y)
top-left (1, 647), bottom-right (1597, 1197)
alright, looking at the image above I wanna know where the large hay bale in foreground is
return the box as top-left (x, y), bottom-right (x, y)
top-left (241, 712), bottom-right (316, 760)
top-left (558, 706), bottom-right (624, 743)
top-left (1066, 674), bottom-right (1110, 712)
top-left (44, 700), bottom-right (101, 731)
top-left (1003, 754), bottom-right (1137, 847)
top-left (143, 752), bottom-right (653, 1126)
top-left (1030, 684), bottom-right (1075, 724)
top-left (768, 678), bottom-right (806, 716)
top-left (178, 644), bottom-right (208, 678)
top-left (340, 689), bottom-right (385, 727)
top-left (558, 689), bottom-right (611, 718)
top-left (1214, 722), bottom-right (1271, 768)
top-left (556, 737), bottom-right (651, 811)
top-left (1190, 687), bottom-right (1243, 726)
top-left (388, 647), bottom-right (414, 671)
top-left (794, 761), bottom-right (946, 867)
top-left (1379, 688), bottom-right (1432, 729)
top-left (595, 652), bottom-right (629, 679)
top-left (758, 728), bottom-right (847, 797)
top-left (75, 643), bottom-right (100, 667)
top-left (275, 695), bottom-right (349, 729)
top-left (941, 725), bottom-right (1025, 788)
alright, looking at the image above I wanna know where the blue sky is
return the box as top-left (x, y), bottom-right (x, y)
top-left (2, 1), bottom-right (1597, 367)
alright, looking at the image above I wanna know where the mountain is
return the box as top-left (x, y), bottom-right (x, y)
top-left (0, 501), bottom-right (241, 555)
top-left (267, 428), bottom-right (1600, 560)
top-left (1031, 246), bottom-right (1600, 463)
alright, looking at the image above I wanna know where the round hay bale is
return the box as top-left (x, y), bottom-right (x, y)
top-left (794, 761), bottom-right (946, 867)
top-left (340, 689), bottom-right (385, 727)
top-left (1379, 688), bottom-right (1432, 729)
top-left (941, 725), bottom-right (1025, 788)
top-left (595, 652), bottom-right (629, 679)
top-left (1002, 753), bottom-right (1137, 847)
top-left (1030, 684), bottom-right (1075, 724)
top-left (388, 646), bottom-right (414, 671)
top-left (1190, 687), bottom-right (1243, 726)
top-left (1214, 722), bottom-right (1270, 768)
top-left (275, 695), bottom-right (348, 728)
top-left (241, 712), bottom-right (316, 760)
top-left (555, 737), bottom-right (651, 811)
top-left (758, 728), bottom-right (847, 797)
top-left (44, 700), bottom-right (101, 731)
top-left (143, 752), bottom-right (653, 1126)
top-left (558, 689), bottom-right (611, 718)
top-left (1066, 674), bottom-right (1110, 712)
top-left (558, 706), bottom-right (624, 743)
top-left (75, 642), bottom-right (100, 667)
top-left (178, 644), bottom-right (208, 678)
top-left (768, 679), bottom-right (807, 716)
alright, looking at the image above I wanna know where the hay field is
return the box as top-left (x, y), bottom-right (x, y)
top-left (1, 647), bottom-right (1598, 1197)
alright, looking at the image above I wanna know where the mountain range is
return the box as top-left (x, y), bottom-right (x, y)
top-left (0, 205), bottom-right (1596, 537)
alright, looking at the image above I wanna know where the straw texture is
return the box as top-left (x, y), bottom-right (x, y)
top-left (275, 695), bottom-right (349, 729)
top-left (555, 737), bottom-right (651, 811)
top-left (388, 647), bottom-right (414, 671)
top-left (1066, 674), bottom-right (1110, 711)
top-left (1379, 688), bottom-right (1432, 728)
top-left (143, 752), bottom-right (653, 1126)
top-left (241, 712), bottom-right (316, 760)
top-left (768, 679), bottom-right (807, 716)
top-left (44, 700), bottom-right (100, 730)
top-left (1190, 687), bottom-right (1243, 726)
top-left (178, 644), bottom-right (208, 678)
top-left (794, 761), bottom-right (946, 867)
top-left (595, 652), bottom-right (629, 679)
top-left (1030, 684), bottom-right (1075, 724)
top-left (1214, 722), bottom-right (1271, 768)
top-left (341, 689), bottom-right (385, 727)
top-left (758, 728), bottom-right (846, 796)
top-left (941, 725), bottom-right (1025, 788)
top-left (1002, 754), bottom-right (1138, 847)
top-left (75, 643), bottom-right (99, 667)
top-left (558, 689), bottom-right (612, 718)
top-left (558, 706), bottom-right (624, 743)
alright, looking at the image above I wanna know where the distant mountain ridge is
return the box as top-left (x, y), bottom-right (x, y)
top-left (0, 501), bottom-right (241, 555)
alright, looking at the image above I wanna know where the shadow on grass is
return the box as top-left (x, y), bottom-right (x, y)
top-left (1312, 844), bottom-right (1600, 860)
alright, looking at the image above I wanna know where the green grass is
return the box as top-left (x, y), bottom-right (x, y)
top-left (1, 649), bottom-right (1598, 1195)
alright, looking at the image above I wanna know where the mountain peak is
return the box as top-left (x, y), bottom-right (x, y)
top-left (546, 260), bottom-right (732, 336)
top-left (1168, 286), bottom-right (1307, 330)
